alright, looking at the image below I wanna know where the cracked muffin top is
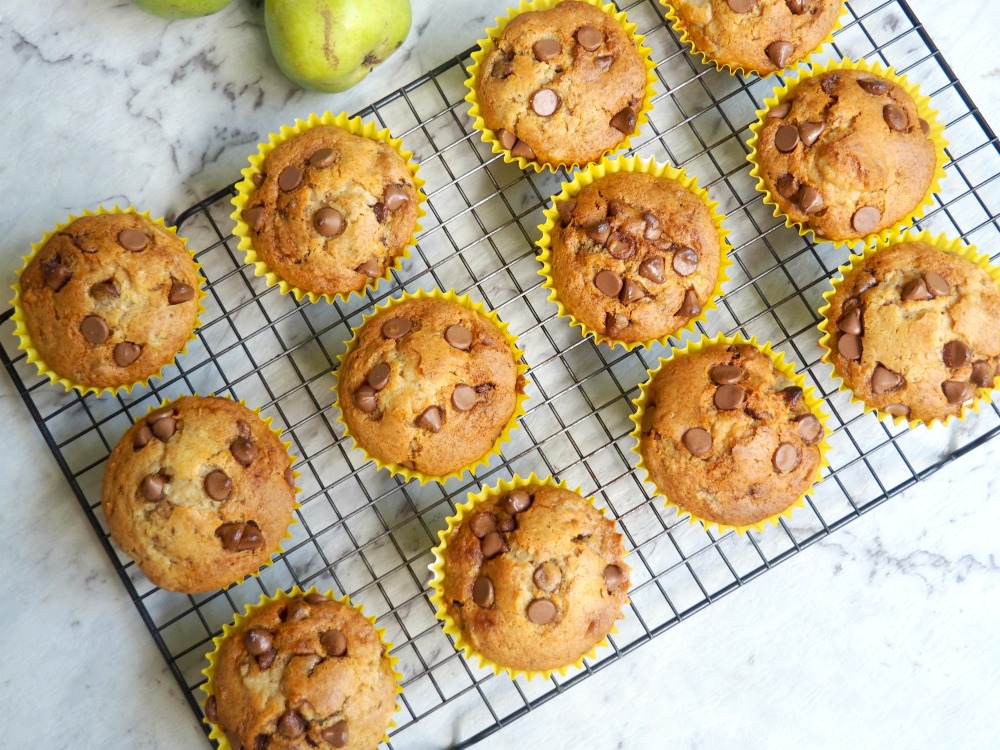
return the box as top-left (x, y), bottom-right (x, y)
top-left (208, 592), bottom-right (397, 750)
top-left (668, 0), bottom-right (843, 75)
top-left (755, 68), bottom-right (936, 242)
top-left (476, 0), bottom-right (647, 167)
top-left (548, 171), bottom-right (721, 344)
top-left (17, 211), bottom-right (200, 390)
top-left (239, 123), bottom-right (419, 298)
top-left (438, 483), bottom-right (629, 673)
top-left (638, 342), bottom-right (825, 528)
top-left (337, 296), bottom-right (525, 479)
top-left (102, 396), bottom-right (296, 593)
top-left (823, 241), bottom-right (1000, 423)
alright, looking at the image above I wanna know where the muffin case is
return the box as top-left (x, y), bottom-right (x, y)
top-left (2, 2), bottom-right (1000, 747)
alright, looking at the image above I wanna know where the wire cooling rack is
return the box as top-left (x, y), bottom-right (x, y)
top-left (3, 0), bottom-right (1000, 747)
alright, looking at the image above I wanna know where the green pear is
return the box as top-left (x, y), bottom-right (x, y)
top-left (131, 0), bottom-right (234, 19)
top-left (265, 0), bottom-right (412, 93)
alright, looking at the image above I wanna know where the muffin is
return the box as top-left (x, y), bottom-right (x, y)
top-left (337, 292), bottom-right (527, 481)
top-left (205, 590), bottom-right (398, 750)
top-left (635, 339), bottom-right (826, 531)
top-left (430, 479), bottom-right (630, 675)
top-left (473, 0), bottom-right (649, 168)
top-left (545, 168), bottom-right (722, 345)
top-left (752, 66), bottom-right (938, 244)
top-left (102, 396), bottom-right (297, 593)
top-left (235, 116), bottom-right (420, 300)
top-left (820, 239), bottom-right (1000, 424)
top-left (14, 210), bottom-right (201, 393)
top-left (666, 0), bottom-right (843, 75)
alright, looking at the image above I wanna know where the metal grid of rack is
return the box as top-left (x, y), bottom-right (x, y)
top-left (3, 0), bottom-right (999, 746)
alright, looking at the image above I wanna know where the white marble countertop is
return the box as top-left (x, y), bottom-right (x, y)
top-left (2, 1), bottom-right (999, 748)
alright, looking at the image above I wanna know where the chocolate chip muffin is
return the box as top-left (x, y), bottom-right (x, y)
top-left (546, 170), bottom-right (722, 345)
top-left (337, 294), bottom-right (526, 480)
top-left (102, 396), bottom-right (297, 593)
top-left (237, 121), bottom-right (420, 299)
top-left (15, 211), bottom-right (200, 392)
top-left (822, 240), bottom-right (1000, 423)
top-left (637, 341), bottom-right (825, 530)
top-left (475, 0), bottom-right (648, 167)
top-left (206, 591), bottom-right (397, 750)
top-left (753, 67), bottom-right (937, 243)
top-left (434, 482), bottom-right (629, 674)
top-left (667, 0), bottom-right (843, 75)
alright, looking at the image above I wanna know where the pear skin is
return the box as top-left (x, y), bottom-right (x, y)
top-left (131, 0), bottom-right (234, 19)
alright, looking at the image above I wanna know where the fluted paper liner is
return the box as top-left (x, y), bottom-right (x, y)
top-left (200, 586), bottom-right (402, 749)
top-left (332, 288), bottom-right (530, 486)
top-left (661, 0), bottom-right (846, 78)
top-left (817, 228), bottom-right (1000, 428)
top-left (465, 0), bottom-right (658, 173)
top-left (427, 473), bottom-right (629, 680)
top-left (230, 111), bottom-right (426, 304)
top-left (10, 206), bottom-right (206, 398)
top-left (629, 332), bottom-right (831, 535)
top-left (746, 57), bottom-right (949, 251)
top-left (536, 153), bottom-right (731, 350)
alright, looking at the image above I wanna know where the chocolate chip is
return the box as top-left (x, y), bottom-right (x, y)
top-left (858, 78), bottom-right (888, 95)
top-left (472, 576), bottom-right (495, 607)
top-left (610, 107), bottom-right (637, 134)
top-left (278, 165), bottom-right (303, 192)
top-left (798, 120), bottom-right (825, 146)
top-left (141, 473), bottom-right (168, 501)
top-left (714, 384), bottom-right (745, 410)
top-left (230, 437), bottom-right (257, 467)
top-left (322, 721), bottom-right (348, 748)
top-left (799, 185), bottom-right (824, 214)
top-left (204, 470), bottom-right (232, 501)
top-left (677, 288), bottom-right (702, 317)
top-left (503, 489), bottom-right (533, 514)
top-left (901, 277), bottom-right (932, 301)
top-left (942, 340), bottom-right (972, 369)
top-left (774, 124), bottom-right (800, 152)
top-left (113, 342), bottom-right (141, 367)
top-left (595, 269), bottom-right (623, 297)
top-left (796, 414), bottom-right (823, 444)
top-left (204, 696), bottom-right (218, 723)
top-left (531, 88), bottom-right (560, 117)
top-left (682, 427), bottom-right (712, 456)
top-left (872, 364), bottom-right (904, 394)
top-left (353, 384), bottom-right (377, 413)
top-left (147, 407), bottom-right (174, 425)
top-left (942, 380), bottom-right (975, 404)
top-left (237, 521), bottom-right (263, 551)
top-left (672, 247), bottom-right (699, 276)
top-left (252, 172), bottom-right (265, 186)
top-left (821, 73), bottom-right (840, 95)
top-left (556, 199), bottom-right (576, 225)
top-left (786, 0), bottom-right (805, 13)
top-left (526, 598), bottom-right (557, 625)
top-left (767, 102), bottom-right (791, 120)
top-left (383, 184), bottom-right (409, 212)
top-left (884, 403), bottom-right (910, 417)
top-left (452, 384), bottom-right (477, 411)
top-left (765, 40), bottom-right (794, 69)
top-left (246, 628), bottom-right (273, 656)
top-left (773, 443), bottom-right (801, 473)
top-left (355, 259), bottom-right (381, 277)
top-left (883, 103), bottom-right (908, 131)
top-left (603, 564), bottom-right (626, 592)
top-left (638, 256), bottom-right (665, 284)
top-left (134, 425), bottom-right (153, 450)
top-left (709, 365), bottom-right (742, 385)
top-left (80, 315), bottom-right (110, 344)
top-left (284, 466), bottom-right (296, 487)
top-left (620, 279), bottom-right (646, 304)
top-left (321, 629), bottom-right (347, 656)
top-left (576, 26), bottom-right (603, 51)
top-left (444, 324), bottom-right (472, 350)
top-left (309, 148), bottom-right (335, 168)
top-left (382, 317), bottom-right (412, 339)
top-left (241, 206), bottom-right (265, 232)
top-left (216, 522), bottom-right (244, 550)
top-left (919, 118), bottom-right (930, 135)
top-left (596, 54), bottom-right (614, 71)
top-left (605, 312), bottom-right (629, 335)
top-left (851, 206), bottom-right (881, 234)
top-left (90, 279), bottom-right (119, 299)
top-left (469, 513), bottom-right (496, 539)
top-left (607, 232), bottom-right (636, 260)
top-left (780, 385), bottom-right (804, 408)
top-left (497, 128), bottom-right (517, 150)
top-left (367, 362), bottom-right (391, 390)
top-left (416, 406), bottom-right (443, 432)
top-left (256, 649), bottom-right (276, 670)
top-left (971, 361), bottom-right (995, 387)
top-left (277, 711), bottom-right (306, 739)
top-left (587, 221), bottom-right (611, 245)
top-left (727, 0), bottom-right (753, 11)
top-left (45, 263), bottom-right (72, 291)
top-left (480, 531), bottom-right (506, 559)
top-left (533, 562), bottom-right (562, 593)
top-left (838, 307), bottom-right (863, 336)
top-left (925, 272), bottom-right (950, 297)
top-left (168, 280), bottom-right (195, 304)
top-left (776, 173), bottom-right (798, 198)
top-left (511, 139), bottom-right (536, 160)
top-left (837, 333), bottom-right (862, 360)
top-left (533, 38), bottom-right (561, 61)
top-left (372, 201), bottom-right (389, 224)
top-left (314, 207), bottom-right (345, 237)
top-left (151, 416), bottom-right (176, 441)
top-left (304, 593), bottom-right (326, 604)
top-left (118, 228), bottom-right (148, 252)
top-left (497, 516), bottom-right (517, 533)
top-left (642, 212), bottom-right (661, 240)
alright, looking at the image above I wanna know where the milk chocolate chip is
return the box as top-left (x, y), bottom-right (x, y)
top-left (799, 186), bottom-right (824, 214)
top-left (80, 315), bottom-right (110, 345)
top-left (587, 221), bottom-right (611, 245)
top-left (883, 104), bottom-right (908, 131)
top-left (114, 342), bottom-right (142, 367)
top-left (472, 576), bottom-right (495, 607)
top-left (942, 340), bottom-right (972, 369)
top-left (871, 364), bottom-right (904, 394)
top-left (245, 628), bottom-right (274, 656)
top-left (901, 277), bottom-right (932, 301)
top-left (796, 414), bottom-right (823, 444)
top-left (511, 139), bottom-right (536, 160)
top-left (241, 206), bottom-right (265, 232)
top-left (682, 427), bottom-right (712, 456)
top-left (309, 148), bottom-right (335, 168)
top-left (416, 406), bottom-right (443, 432)
top-left (709, 365), bottom-right (742, 385)
top-left (480, 531), bottom-right (506, 559)
top-left (322, 721), bottom-right (348, 748)
top-left (141, 473), bottom-right (168, 501)
top-left (469, 513), bottom-right (496, 539)
top-left (780, 385), bottom-right (804, 408)
top-left (204, 696), bottom-right (217, 724)
top-left (384, 185), bottom-right (409, 211)
top-left (971, 361), bottom-right (995, 388)
top-left (942, 380), bottom-right (974, 404)
top-left (503, 489), bottom-right (533, 514)
top-left (643, 212), bottom-right (661, 240)
top-left (278, 165), bottom-right (303, 192)
top-left (603, 564), bottom-right (626, 592)
top-left (595, 269), bottom-right (623, 297)
top-left (497, 128), bottom-right (517, 150)
top-left (168, 280), bottom-right (196, 304)
top-left (714, 384), bottom-right (745, 410)
top-left (677, 289), bottom-right (701, 317)
top-left (837, 333), bottom-right (862, 360)
top-left (90, 279), bottom-right (119, 299)
top-left (639, 257), bottom-right (665, 284)
top-left (278, 711), bottom-right (306, 739)
top-left (533, 38), bottom-right (561, 61)
top-left (774, 124), bottom-right (800, 152)
top-left (776, 173), bottom-right (798, 198)
top-left (230, 437), bottom-right (258, 467)
top-left (798, 121), bottom-right (825, 146)
top-left (353, 384), bottom-right (377, 413)
top-left (314, 207), bottom-right (345, 237)
top-left (533, 562), bottom-right (561, 593)
top-left (355, 259), bottom-right (381, 277)
top-left (672, 247), bottom-right (699, 276)
top-left (838, 307), bottom-right (862, 336)
top-left (919, 118), bottom-right (930, 135)
top-left (765, 41), bottom-right (794, 69)
top-left (151, 416), bottom-right (176, 441)
top-left (608, 232), bottom-right (636, 260)
top-left (576, 26), bottom-right (603, 51)
top-left (884, 403), bottom-right (910, 418)
top-left (45, 263), bottom-right (72, 291)
top-left (557, 199), bottom-right (576, 225)
top-left (452, 384), bottom-right (477, 411)
top-left (531, 88), bottom-right (560, 117)
top-left (767, 102), bottom-right (791, 120)
top-left (773, 443), bottom-right (801, 473)
top-left (610, 107), bottom-right (637, 134)
top-left (727, 0), bottom-right (753, 11)
top-left (367, 363), bottom-right (391, 390)
top-left (444, 324), bottom-right (473, 350)
top-left (858, 78), bottom-right (888, 95)
top-left (118, 228), bottom-right (148, 252)
top-left (620, 279), bottom-right (646, 304)
top-left (526, 598), bottom-right (557, 625)
top-left (133, 425), bottom-right (153, 450)
top-left (786, 0), bottom-right (805, 13)
top-left (382, 317), bottom-right (412, 339)
top-left (321, 629), bottom-right (347, 657)
top-left (204, 470), bottom-right (232, 501)
top-left (925, 272), bottom-right (950, 297)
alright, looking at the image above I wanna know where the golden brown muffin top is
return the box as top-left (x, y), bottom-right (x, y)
top-left (209, 593), bottom-right (396, 750)
top-left (549, 171), bottom-right (721, 343)
top-left (639, 343), bottom-right (824, 528)
top-left (440, 484), bottom-right (629, 673)
top-left (824, 241), bottom-right (1000, 423)
top-left (18, 212), bottom-right (200, 389)
top-left (102, 396), bottom-right (296, 593)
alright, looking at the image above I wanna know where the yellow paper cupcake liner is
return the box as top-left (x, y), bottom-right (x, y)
top-left (332, 288), bottom-right (530, 486)
top-left (816, 228), bottom-right (1000, 428)
top-left (536, 153), bottom-right (731, 350)
top-left (464, 0), bottom-right (658, 173)
top-left (427, 472), bottom-right (628, 681)
top-left (661, 0), bottom-right (846, 78)
top-left (10, 205), bottom-right (206, 398)
top-left (200, 586), bottom-right (402, 749)
top-left (230, 111), bottom-right (426, 305)
top-left (629, 332), bottom-right (832, 535)
top-left (746, 57), bottom-right (949, 251)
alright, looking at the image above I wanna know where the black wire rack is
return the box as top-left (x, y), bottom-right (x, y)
top-left (3, 0), bottom-right (999, 747)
